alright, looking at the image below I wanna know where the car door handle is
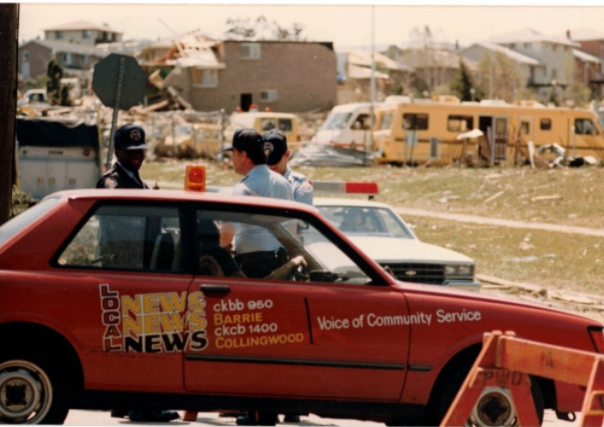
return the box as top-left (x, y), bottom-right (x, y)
top-left (200, 284), bottom-right (231, 295)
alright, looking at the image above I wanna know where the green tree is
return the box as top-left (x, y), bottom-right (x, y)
top-left (563, 82), bottom-right (592, 108)
top-left (46, 60), bottom-right (63, 106)
top-left (450, 59), bottom-right (479, 101)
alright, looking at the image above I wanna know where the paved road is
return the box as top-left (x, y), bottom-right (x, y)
top-left (64, 409), bottom-right (582, 426)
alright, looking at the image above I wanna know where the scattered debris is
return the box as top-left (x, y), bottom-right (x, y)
top-left (484, 191), bottom-right (504, 204)
top-left (531, 195), bottom-right (562, 202)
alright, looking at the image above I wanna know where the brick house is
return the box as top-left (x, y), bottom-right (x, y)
top-left (158, 38), bottom-right (338, 113)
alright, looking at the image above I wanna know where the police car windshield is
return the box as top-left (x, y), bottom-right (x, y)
top-left (317, 206), bottom-right (414, 238)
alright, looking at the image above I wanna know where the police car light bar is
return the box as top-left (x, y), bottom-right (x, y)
top-left (312, 181), bottom-right (378, 195)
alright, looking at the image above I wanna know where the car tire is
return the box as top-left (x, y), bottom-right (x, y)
top-left (0, 356), bottom-right (71, 424)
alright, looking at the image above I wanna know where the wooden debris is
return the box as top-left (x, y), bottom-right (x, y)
top-left (477, 274), bottom-right (547, 295)
top-left (531, 195), bottom-right (562, 202)
top-left (484, 191), bottom-right (504, 204)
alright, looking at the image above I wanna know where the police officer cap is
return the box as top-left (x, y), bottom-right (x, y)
top-left (222, 128), bottom-right (264, 154)
top-left (263, 129), bottom-right (288, 166)
top-left (115, 124), bottom-right (149, 150)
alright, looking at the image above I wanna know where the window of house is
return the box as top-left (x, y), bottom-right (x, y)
top-left (22, 51), bottom-right (29, 62)
top-left (82, 30), bottom-right (91, 39)
top-left (551, 69), bottom-right (557, 79)
top-left (552, 44), bottom-right (557, 52)
top-left (56, 31), bottom-right (63, 40)
top-left (520, 121), bottom-right (530, 135)
top-left (403, 113), bottom-right (429, 130)
top-left (260, 90), bottom-right (278, 102)
top-left (509, 43), bottom-right (516, 49)
top-left (447, 115), bottom-right (473, 132)
top-left (524, 43), bottom-right (531, 48)
top-left (241, 43), bottom-right (261, 60)
top-left (61, 53), bottom-right (72, 65)
top-left (540, 118), bottom-right (552, 130)
top-left (192, 69), bottom-right (218, 88)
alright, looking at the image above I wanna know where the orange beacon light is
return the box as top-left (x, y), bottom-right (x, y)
top-left (184, 165), bottom-right (206, 192)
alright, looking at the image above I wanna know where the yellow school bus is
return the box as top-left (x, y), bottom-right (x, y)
top-left (374, 96), bottom-right (604, 166)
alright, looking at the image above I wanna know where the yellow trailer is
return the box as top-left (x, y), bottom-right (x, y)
top-left (374, 96), bottom-right (604, 166)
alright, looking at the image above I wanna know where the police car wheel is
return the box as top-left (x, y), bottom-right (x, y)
top-left (0, 358), bottom-right (70, 424)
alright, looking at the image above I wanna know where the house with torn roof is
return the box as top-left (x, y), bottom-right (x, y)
top-left (335, 49), bottom-right (410, 104)
top-left (138, 31), bottom-right (337, 113)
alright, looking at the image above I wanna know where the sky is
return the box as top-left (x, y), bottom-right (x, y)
top-left (18, 2), bottom-right (604, 50)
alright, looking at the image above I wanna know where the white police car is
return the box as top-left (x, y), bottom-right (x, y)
top-left (312, 182), bottom-right (480, 291)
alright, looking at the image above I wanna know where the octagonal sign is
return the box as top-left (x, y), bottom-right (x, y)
top-left (92, 53), bottom-right (147, 110)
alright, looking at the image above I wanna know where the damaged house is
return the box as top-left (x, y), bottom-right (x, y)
top-left (137, 31), bottom-right (338, 113)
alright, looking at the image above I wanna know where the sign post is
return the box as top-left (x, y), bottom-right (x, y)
top-left (92, 53), bottom-right (147, 170)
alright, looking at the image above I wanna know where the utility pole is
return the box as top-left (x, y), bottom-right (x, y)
top-left (0, 4), bottom-right (19, 225)
top-left (369, 5), bottom-right (376, 164)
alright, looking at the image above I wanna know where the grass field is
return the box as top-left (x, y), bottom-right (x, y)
top-left (141, 159), bottom-right (604, 294)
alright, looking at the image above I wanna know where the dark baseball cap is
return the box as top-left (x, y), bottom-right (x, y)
top-left (263, 129), bottom-right (288, 166)
top-left (222, 128), bottom-right (264, 153)
top-left (115, 124), bottom-right (149, 150)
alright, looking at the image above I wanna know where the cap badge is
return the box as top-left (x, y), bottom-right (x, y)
top-left (264, 142), bottom-right (274, 153)
top-left (129, 129), bottom-right (142, 141)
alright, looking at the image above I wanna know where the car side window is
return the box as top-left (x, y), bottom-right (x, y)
top-left (57, 204), bottom-right (182, 272)
top-left (195, 209), bottom-right (371, 285)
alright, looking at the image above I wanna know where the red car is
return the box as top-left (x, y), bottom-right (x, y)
top-left (0, 189), bottom-right (602, 425)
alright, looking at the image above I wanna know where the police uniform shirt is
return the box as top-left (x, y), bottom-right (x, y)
top-left (233, 165), bottom-right (293, 254)
top-left (284, 166), bottom-right (313, 206)
top-left (96, 162), bottom-right (149, 189)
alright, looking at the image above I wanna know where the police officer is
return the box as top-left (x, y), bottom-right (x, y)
top-left (223, 128), bottom-right (294, 280)
top-left (98, 124), bottom-right (179, 423)
top-left (96, 124), bottom-right (156, 189)
top-left (264, 128), bottom-right (314, 206)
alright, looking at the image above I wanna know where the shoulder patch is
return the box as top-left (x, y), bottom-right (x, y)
top-left (104, 177), bottom-right (119, 189)
top-left (299, 181), bottom-right (313, 193)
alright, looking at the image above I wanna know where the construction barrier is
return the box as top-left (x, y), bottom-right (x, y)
top-left (441, 330), bottom-right (604, 427)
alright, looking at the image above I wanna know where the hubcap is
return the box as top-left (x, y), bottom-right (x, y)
top-left (469, 387), bottom-right (515, 426)
top-left (0, 361), bottom-right (52, 423)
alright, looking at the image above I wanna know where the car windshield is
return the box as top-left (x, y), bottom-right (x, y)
top-left (317, 205), bottom-right (415, 239)
top-left (321, 112), bottom-right (352, 130)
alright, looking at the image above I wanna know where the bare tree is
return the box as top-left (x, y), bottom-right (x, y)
top-left (477, 51), bottom-right (523, 102)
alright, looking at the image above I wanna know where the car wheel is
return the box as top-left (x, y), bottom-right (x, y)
top-left (0, 358), bottom-right (70, 424)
